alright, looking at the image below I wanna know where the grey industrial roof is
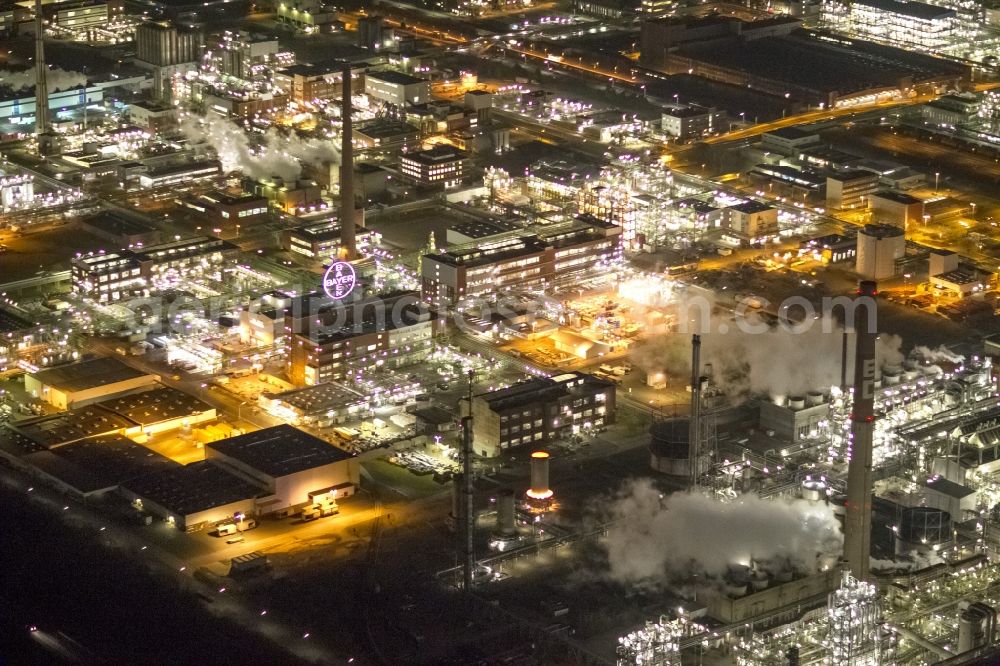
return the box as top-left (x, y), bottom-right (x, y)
top-left (208, 424), bottom-right (350, 477)
top-left (82, 211), bottom-right (158, 236)
top-left (23, 434), bottom-right (177, 495)
top-left (873, 190), bottom-right (922, 205)
top-left (98, 387), bottom-right (214, 426)
top-left (366, 70), bottom-right (428, 86)
top-left (449, 219), bottom-right (519, 239)
top-left (10, 407), bottom-right (134, 449)
top-left (267, 382), bottom-right (366, 414)
top-left (122, 460), bottom-right (260, 516)
top-left (29, 357), bottom-right (153, 393)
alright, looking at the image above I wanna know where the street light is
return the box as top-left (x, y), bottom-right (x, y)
top-left (935, 172), bottom-right (940, 191)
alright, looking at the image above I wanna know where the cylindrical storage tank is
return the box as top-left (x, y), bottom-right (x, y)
top-left (497, 488), bottom-right (516, 536)
top-left (857, 224), bottom-right (905, 281)
top-left (750, 571), bottom-right (769, 591)
top-left (898, 506), bottom-right (952, 548)
top-left (649, 417), bottom-right (694, 476)
top-left (788, 396), bottom-right (806, 410)
top-left (959, 608), bottom-right (982, 653)
top-left (801, 478), bottom-right (826, 501)
top-left (883, 370), bottom-right (901, 386)
top-left (527, 451), bottom-right (552, 500)
top-left (725, 582), bottom-right (748, 597)
top-left (806, 391), bottom-right (824, 406)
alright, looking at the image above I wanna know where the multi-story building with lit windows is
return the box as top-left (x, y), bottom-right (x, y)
top-left (274, 62), bottom-right (365, 104)
top-left (823, 0), bottom-right (956, 51)
top-left (364, 70), bottom-right (430, 106)
top-left (463, 372), bottom-right (617, 457)
top-left (285, 291), bottom-right (434, 387)
top-left (399, 145), bottom-right (468, 189)
top-left (71, 236), bottom-right (238, 302)
top-left (640, 0), bottom-right (674, 17)
top-left (421, 215), bottom-right (623, 307)
top-left (71, 252), bottom-right (145, 303)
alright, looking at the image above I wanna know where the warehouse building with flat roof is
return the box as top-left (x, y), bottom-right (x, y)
top-left (0, 432), bottom-right (177, 500)
top-left (207, 424), bottom-right (359, 514)
top-left (25, 357), bottom-right (159, 410)
top-left (120, 460), bottom-right (261, 531)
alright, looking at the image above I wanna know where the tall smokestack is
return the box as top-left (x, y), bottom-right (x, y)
top-left (339, 63), bottom-right (356, 260)
top-left (34, 0), bottom-right (48, 137)
top-left (844, 280), bottom-right (878, 581)
top-left (689, 334), bottom-right (702, 489)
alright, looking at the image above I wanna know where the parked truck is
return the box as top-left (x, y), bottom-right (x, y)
top-left (230, 552), bottom-right (269, 576)
top-left (301, 498), bottom-right (339, 521)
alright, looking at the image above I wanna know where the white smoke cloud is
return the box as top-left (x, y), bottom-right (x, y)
top-left (179, 114), bottom-right (339, 182)
top-left (630, 294), bottom-right (917, 400)
top-left (601, 480), bottom-right (843, 587)
top-left (911, 345), bottom-right (964, 366)
top-left (631, 316), bottom-right (846, 400)
top-left (0, 67), bottom-right (88, 92)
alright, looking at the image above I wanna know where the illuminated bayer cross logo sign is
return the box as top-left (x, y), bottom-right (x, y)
top-left (323, 261), bottom-right (356, 300)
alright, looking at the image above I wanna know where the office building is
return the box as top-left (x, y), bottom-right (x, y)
top-left (422, 215), bottom-right (622, 307)
top-left (285, 291), bottom-right (434, 387)
top-left (823, 0), bottom-right (957, 51)
top-left (364, 70), bottom-right (430, 106)
top-left (463, 372), bottom-right (616, 457)
top-left (723, 201), bottom-right (779, 242)
top-left (870, 190), bottom-right (924, 228)
top-left (275, 62), bottom-right (365, 105)
top-left (826, 170), bottom-right (879, 210)
top-left (282, 218), bottom-right (375, 260)
top-left (661, 104), bottom-right (716, 140)
top-left (399, 145), bottom-right (468, 189)
top-left (177, 189), bottom-right (269, 227)
top-left (71, 236), bottom-right (239, 303)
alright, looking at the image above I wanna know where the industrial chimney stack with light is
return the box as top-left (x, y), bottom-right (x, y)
top-left (34, 0), bottom-right (48, 138)
top-left (527, 451), bottom-right (553, 501)
top-left (689, 334), bottom-right (702, 488)
top-left (843, 280), bottom-right (878, 581)
top-left (339, 63), bottom-right (357, 260)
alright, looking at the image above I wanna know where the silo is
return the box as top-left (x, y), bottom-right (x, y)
top-left (497, 488), bottom-right (516, 536)
top-left (856, 224), bottom-right (904, 281)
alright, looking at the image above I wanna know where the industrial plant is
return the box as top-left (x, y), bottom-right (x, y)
top-left (5, 0), bottom-right (1000, 662)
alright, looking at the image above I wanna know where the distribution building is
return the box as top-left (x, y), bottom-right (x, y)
top-left (206, 424), bottom-right (359, 514)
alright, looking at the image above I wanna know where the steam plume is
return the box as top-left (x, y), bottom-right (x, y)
top-left (0, 67), bottom-right (87, 92)
top-left (911, 345), bottom-right (963, 365)
top-left (179, 114), bottom-right (339, 182)
top-left (602, 480), bottom-right (842, 586)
